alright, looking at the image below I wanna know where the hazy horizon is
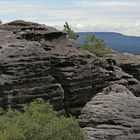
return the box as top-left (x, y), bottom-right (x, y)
top-left (76, 31), bottom-right (140, 37)
top-left (0, 0), bottom-right (140, 36)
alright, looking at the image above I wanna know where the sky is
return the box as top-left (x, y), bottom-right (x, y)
top-left (0, 0), bottom-right (140, 36)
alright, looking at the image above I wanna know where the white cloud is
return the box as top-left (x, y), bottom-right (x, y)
top-left (0, 0), bottom-right (140, 36)
top-left (136, 20), bottom-right (140, 26)
top-left (76, 0), bottom-right (139, 7)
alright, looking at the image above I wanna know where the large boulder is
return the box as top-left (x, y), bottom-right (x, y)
top-left (79, 84), bottom-right (140, 140)
top-left (0, 20), bottom-right (140, 117)
top-left (105, 52), bottom-right (140, 81)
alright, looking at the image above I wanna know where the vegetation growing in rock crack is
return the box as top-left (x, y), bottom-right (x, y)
top-left (63, 22), bottom-right (112, 57)
top-left (63, 22), bottom-right (79, 40)
top-left (0, 98), bottom-right (85, 140)
top-left (82, 34), bottom-right (112, 57)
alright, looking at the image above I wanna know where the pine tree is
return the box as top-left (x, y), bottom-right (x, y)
top-left (63, 22), bottom-right (79, 40)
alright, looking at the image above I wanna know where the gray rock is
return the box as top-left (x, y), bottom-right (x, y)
top-left (105, 52), bottom-right (140, 81)
top-left (79, 84), bottom-right (140, 140)
top-left (0, 20), bottom-right (140, 117)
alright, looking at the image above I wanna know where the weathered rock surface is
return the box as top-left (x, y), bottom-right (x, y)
top-left (79, 84), bottom-right (140, 140)
top-left (106, 52), bottom-right (140, 81)
top-left (0, 20), bottom-right (140, 118)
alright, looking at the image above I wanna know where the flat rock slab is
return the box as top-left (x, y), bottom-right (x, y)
top-left (79, 84), bottom-right (140, 140)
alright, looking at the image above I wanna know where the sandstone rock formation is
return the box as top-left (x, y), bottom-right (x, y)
top-left (0, 20), bottom-right (140, 139)
top-left (79, 84), bottom-right (140, 140)
top-left (106, 52), bottom-right (140, 81)
top-left (0, 20), bottom-right (140, 116)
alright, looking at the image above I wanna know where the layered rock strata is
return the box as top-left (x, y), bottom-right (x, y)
top-left (0, 20), bottom-right (140, 118)
top-left (106, 52), bottom-right (140, 81)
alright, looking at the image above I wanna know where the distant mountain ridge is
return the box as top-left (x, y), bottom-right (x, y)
top-left (76, 32), bottom-right (140, 55)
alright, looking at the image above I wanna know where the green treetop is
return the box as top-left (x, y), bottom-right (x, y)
top-left (82, 34), bottom-right (112, 57)
top-left (63, 22), bottom-right (79, 40)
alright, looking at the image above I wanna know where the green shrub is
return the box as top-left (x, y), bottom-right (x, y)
top-left (0, 99), bottom-right (85, 140)
top-left (82, 34), bottom-right (112, 57)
